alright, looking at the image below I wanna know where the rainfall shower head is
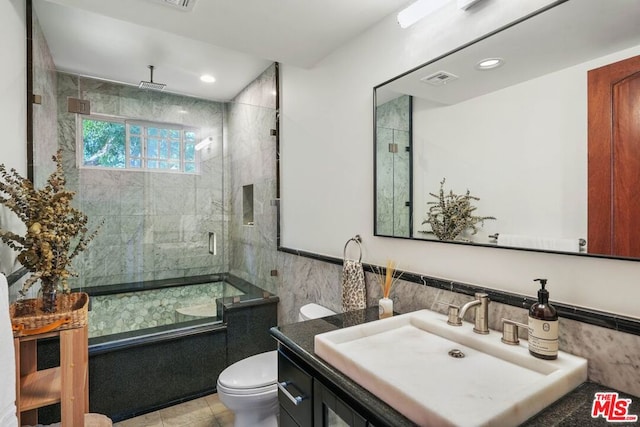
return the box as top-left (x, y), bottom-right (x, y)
top-left (139, 65), bottom-right (166, 91)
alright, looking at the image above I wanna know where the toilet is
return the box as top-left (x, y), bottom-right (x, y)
top-left (216, 303), bottom-right (336, 427)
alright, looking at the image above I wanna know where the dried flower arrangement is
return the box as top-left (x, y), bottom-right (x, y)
top-left (421, 178), bottom-right (495, 242)
top-left (0, 150), bottom-right (101, 303)
top-left (372, 260), bottom-right (403, 299)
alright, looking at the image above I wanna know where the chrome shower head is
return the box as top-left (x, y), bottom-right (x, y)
top-left (139, 65), bottom-right (166, 91)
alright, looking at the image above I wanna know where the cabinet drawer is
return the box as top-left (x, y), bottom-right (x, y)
top-left (278, 349), bottom-right (313, 426)
top-left (279, 404), bottom-right (300, 427)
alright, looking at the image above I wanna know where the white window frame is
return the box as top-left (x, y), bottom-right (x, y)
top-left (78, 114), bottom-right (200, 174)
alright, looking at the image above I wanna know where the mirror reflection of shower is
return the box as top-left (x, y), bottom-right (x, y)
top-left (375, 95), bottom-right (412, 238)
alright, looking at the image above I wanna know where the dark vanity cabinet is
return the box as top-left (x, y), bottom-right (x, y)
top-left (278, 347), bottom-right (375, 427)
top-left (314, 380), bottom-right (369, 426)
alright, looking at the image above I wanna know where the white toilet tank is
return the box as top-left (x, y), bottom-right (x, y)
top-left (298, 303), bottom-right (336, 321)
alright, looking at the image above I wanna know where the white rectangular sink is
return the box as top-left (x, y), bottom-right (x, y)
top-left (314, 309), bottom-right (587, 427)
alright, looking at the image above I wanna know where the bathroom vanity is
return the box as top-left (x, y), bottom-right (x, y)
top-left (273, 309), bottom-right (414, 426)
top-left (270, 307), bottom-right (639, 426)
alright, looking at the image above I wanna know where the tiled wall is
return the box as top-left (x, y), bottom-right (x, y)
top-left (227, 64), bottom-right (279, 295)
top-left (275, 252), bottom-right (640, 398)
top-left (54, 75), bottom-right (228, 288)
top-left (31, 9), bottom-right (58, 188)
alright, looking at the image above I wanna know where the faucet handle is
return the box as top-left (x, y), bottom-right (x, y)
top-left (501, 318), bottom-right (528, 345)
top-left (446, 305), bottom-right (462, 326)
top-left (437, 301), bottom-right (462, 326)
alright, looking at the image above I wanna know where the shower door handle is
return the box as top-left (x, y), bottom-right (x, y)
top-left (208, 232), bottom-right (217, 255)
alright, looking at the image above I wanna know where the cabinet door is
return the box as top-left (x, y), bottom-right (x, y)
top-left (314, 381), bottom-right (368, 427)
top-left (279, 404), bottom-right (301, 427)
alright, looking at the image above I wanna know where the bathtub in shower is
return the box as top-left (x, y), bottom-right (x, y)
top-left (86, 275), bottom-right (245, 338)
top-left (35, 274), bottom-right (279, 423)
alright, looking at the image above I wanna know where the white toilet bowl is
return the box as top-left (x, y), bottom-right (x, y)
top-left (217, 351), bottom-right (279, 427)
top-left (216, 303), bottom-right (335, 427)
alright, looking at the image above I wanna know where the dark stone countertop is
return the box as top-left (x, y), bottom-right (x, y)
top-left (270, 307), bottom-right (640, 427)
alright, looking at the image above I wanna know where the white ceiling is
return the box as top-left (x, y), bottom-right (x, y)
top-left (35, 0), bottom-right (412, 101)
top-left (377, 0), bottom-right (640, 106)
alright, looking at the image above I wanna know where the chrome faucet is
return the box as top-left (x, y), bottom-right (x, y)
top-left (446, 292), bottom-right (490, 334)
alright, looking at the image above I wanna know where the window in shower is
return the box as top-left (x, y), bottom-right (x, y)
top-left (80, 115), bottom-right (199, 173)
top-left (81, 116), bottom-right (126, 168)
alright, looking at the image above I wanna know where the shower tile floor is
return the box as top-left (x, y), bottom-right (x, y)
top-left (113, 394), bottom-right (234, 427)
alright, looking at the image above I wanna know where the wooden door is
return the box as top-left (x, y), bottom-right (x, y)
top-left (588, 54), bottom-right (640, 257)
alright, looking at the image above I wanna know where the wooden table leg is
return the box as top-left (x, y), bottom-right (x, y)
top-left (60, 326), bottom-right (88, 427)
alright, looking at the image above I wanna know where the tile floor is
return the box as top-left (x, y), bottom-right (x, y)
top-left (113, 394), bottom-right (234, 427)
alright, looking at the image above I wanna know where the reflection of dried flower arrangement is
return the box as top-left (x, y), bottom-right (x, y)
top-left (0, 150), bottom-right (101, 296)
top-left (372, 260), bottom-right (403, 298)
top-left (422, 178), bottom-right (495, 242)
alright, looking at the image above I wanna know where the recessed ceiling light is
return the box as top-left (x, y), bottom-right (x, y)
top-left (476, 58), bottom-right (504, 70)
top-left (200, 74), bottom-right (216, 83)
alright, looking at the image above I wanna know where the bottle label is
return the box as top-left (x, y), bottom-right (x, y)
top-left (528, 318), bottom-right (558, 356)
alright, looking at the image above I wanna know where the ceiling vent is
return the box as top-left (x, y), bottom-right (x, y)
top-left (420, 71), bottom-right (459, 86)
top-left (154, 0), bottom-right (197, 11)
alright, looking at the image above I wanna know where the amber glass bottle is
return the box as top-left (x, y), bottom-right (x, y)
top-left (528, 278), bottom-right (558, 360)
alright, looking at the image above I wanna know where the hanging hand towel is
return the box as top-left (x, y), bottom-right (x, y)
top-left (0, 274), bottom-right (18, 427)
top-left (342, 259), bottom-right (366, 313)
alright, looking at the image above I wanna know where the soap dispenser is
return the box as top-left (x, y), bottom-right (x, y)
top-left (528, 278), bottom-right (558, 360)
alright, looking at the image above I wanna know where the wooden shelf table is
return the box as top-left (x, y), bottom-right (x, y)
top-left (14, 326), bottom-right (89, 426)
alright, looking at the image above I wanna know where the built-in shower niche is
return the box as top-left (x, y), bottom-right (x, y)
top-left (243, 184), bottom-right (254, 226)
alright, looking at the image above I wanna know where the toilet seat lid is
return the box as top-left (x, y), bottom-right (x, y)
top-left (218, 350), bottom-right (277, 390)
top-left (300, 303), bottom-right (336, 320)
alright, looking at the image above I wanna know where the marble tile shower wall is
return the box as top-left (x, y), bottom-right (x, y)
top-left (32, 10), bottom-right (58, 188)
top-left (55, 74), bottom-right (228, 288)
top-left (276, 252), bottom-right (640, 398)
top-left (227, 64), bottom-right (279, 296)
top-left (9, 11), bottom-right (61, 301)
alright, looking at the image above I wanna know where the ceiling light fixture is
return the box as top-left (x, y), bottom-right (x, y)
top-left (457, 0), bottom-right (484, 11)
top-left (200, 74), bottom-right (216, 83)
top-left (397, 0), bottom-right (451, 29)
top-left (476, 58), bottom-right (504, 70)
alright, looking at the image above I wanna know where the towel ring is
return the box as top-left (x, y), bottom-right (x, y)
top-left (343, 235), bottom-right (362, 263)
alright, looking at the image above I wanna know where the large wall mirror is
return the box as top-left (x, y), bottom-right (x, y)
top-left (374, 0), bottom-right (640, 260)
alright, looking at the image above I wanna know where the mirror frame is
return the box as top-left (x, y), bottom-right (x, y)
top-left (372, 0), bottom-right (640, 262)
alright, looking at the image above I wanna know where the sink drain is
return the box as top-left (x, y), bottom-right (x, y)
top-left (448, 349), bottom-right (465, 358)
